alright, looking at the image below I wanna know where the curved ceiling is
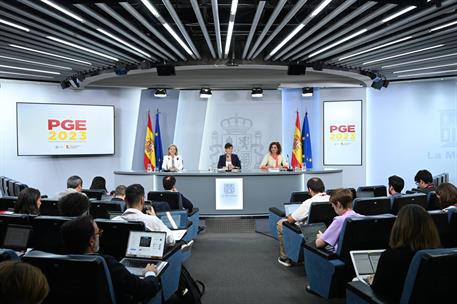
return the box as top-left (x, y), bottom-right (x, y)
top-left (0, 0), bottom-right (456, 88)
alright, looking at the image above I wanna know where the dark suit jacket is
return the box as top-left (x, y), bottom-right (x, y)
top-left (102, 254), bottom-right (160, 304)
top-left (180, 194), bottom-right (194, 213)
top-left (217, 154), bottom-right (241, 169)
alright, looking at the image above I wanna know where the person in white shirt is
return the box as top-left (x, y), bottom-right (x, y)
top-left (113, 184), bottom-right (175, 245)
top-left (162, 144), bottom-right (183, 171)
top-left (277, 177), bottom-right (330, 267)
top-left (54, 175), bottom-right (86, 200)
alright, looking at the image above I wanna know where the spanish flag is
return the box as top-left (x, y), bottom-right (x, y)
top-left (144, 111), bottom-right (156, 170)
top-left (291, 111), bottom-right (303, 169)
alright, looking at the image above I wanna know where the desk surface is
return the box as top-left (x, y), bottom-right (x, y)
top-left (114, 168), bottom-right (342, 176)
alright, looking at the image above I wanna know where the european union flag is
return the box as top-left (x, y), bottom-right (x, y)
top-left (302, 112), bottom-right (313, 169)
top-left (154, 111), bottom-right (164, 170)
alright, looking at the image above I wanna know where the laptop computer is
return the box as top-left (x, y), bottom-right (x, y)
top-left (299, 222), bottom-right (327, 244)
top-left (350, 249), bottom-right (385, 285)
top-left (2, 224), bottom-right (32, 254)
top-left (120, 231), bottom-right (168, 277)
top-left (284, 203), bottom-right (301, 216)
top-left (107, 211), bottom-right (123, 219)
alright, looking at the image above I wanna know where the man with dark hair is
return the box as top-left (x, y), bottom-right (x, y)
top-left (113, 184), bottom-right (175, 245)
top-left (414, 169), bottom-right (435, 192)
top-left (277, 177), bottom-right (330, 267)
top-left (162, 176), bottom-right (194, 212)
top-left (61, 216), bottom-right (160, 303)
top-left (55, 175), bottom-right (85, 200)
top-left (388, 175), bottom-right (404, 197)
top-left (111, 185), bottom-right (127, 211)
top-left (58, 192), bottom-right (90, 216)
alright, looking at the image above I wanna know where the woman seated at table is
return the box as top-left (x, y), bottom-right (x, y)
top-left (217, 143), bottom-right (241, 170)
top-left (162, 144), bottom-right (183, 171)
top-left (260, 142), bottom-right (288, 169)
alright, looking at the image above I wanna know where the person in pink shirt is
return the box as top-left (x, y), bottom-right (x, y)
top-left (315, 188), bottom-right (361, 251)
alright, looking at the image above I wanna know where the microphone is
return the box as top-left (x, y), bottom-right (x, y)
top-left (286, 154), bottom-right (293, 171)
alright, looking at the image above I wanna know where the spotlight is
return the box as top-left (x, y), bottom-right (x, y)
top-left (154, 88), bottom-right (167, 98)
top-left (361, 70), bottom-right (377, 80)
top-left (68, 76), bottom-right (80, 88)
top-left (114, 65), bottom-right (129, 76)
top-left (383, 80), bottom-right (389, 88)
top-left (60, 80), bottom-right (70, 89)
top-left (302, 87), bottom-right (313, 97)
top-left (251, 87), bottom-right (263, 98)
top-left (371, 77), bottom-right (385, 90)
top-left (200, 88), bottom-right (212, 98)
top-left (287, 63), bottom-right (306, 75)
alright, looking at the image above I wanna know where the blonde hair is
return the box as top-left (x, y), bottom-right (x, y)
top-left (167, 144), bottom-right (179, 155)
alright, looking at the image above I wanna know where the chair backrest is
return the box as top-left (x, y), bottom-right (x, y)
top-left (0, 176), bottom-right (5, 196)
top-left (400, 248), bottom-right (457, 304)
top-left (428, 211), bottom-right (453, 248)
top-left (337, 215), bottom-right (396, 263)
top-left (2, 178), bottom-right (10, 196)
top-left (89, 201), bottom-right (123, 219)
top-left (95, 219), bottom-right (146, 261)
top-left (0, 213), bottom-right (36, 226)
top-left (23, 250), bottom-right (116, 304)
top-left (39, 199), bottom-right (60, 216)
top-left (448, 209), bottom-right (457, 248)
top-left (31, 216), bottom-right (73, 254)
top-left (82, 189), bottom-right (104, 200)
top-left (307, 201), bottom-right (336, 227)
top-left (0, 248), bottom-right (19, 262)
top-left (156, 210), bottom-right (189, 229)
top-left (147, 191), bottom-right (183, 210)
top-left (0, 196), bottom-right (17, 211)
top-left (427, 192), bottom-right (440, 210)
top-left (391, 193), bottom-right (428, 215)
top-left (14, 182), bottom-right (28, 197)
top-left (150, 201), bottom-right (172, 213)
top-left (289, 191), bottom-right (311, 203)
top-left (7, 180), bottom-right (17, 196)
top-left (352, 197), bottom-right (392, 215)
top-left (356, 185), bottom-right (387, 198)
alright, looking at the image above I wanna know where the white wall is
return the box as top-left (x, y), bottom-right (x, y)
top-left (0, 80), bottom-right (141, 196)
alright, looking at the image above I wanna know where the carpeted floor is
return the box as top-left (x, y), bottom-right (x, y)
top-left (183, 230), bottom-right (345, 304)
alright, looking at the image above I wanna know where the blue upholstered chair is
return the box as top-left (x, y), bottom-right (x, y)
top-left (157, 210), bottom-right (189, 230)
top-left (268, 207), bottom-right (285, 240)
top-left (428, 210), bottom-right (453, 247)
top-left (0, 196), bottom-right (17, 211)
top-left (304, 215), bottom-right (396, 299)
top-left (352, 197), bottom-right (391, 216)
top-left (89, 201), bottom-right (123, 219)
top-left (0, 213), bottom-right (36, 226)
top-left (31, 216), bottom-right (73, 254)
top-left (161, 244), bottom-right (184, 301)
top-left (39, 199), bottom-right (60, 216)
top-left (188, 208), bottom-right (200, 239)
top-left (391, 193), bottom-right (428, 215)
top-left (346, 248), bottom-right (457, 304)
top-left (289, 191), bottom-right (311, 202)
top-left (0, 248), bottom-right (19, 262)
top-left (356, 185), bottom-right (387, 198)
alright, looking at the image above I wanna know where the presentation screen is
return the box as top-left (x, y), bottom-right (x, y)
top-left (17, 103), bottom-right (115, 156)
top-left (323, 100), bottom-right (362, 166)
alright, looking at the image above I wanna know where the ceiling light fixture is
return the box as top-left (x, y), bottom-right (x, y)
top-left (363, 44), bottom-right (445, 65)
top-left (0, 64), bottom-right (60, 75)
top-left (0, 55), bottom-right (72, 70)
top-left (269, 0), bottom-right (333, 57)
top-left (0, 18), bottom-right (30, 32)
top-left (0, 71), bottom-right (54, 79)
top-left (40, 0), bottom-right (85, 23)
top-left (96, 28), bottom-right (151, 58)
top-left (393, 63), bottom-right (457, 74)
top-left (302, 87), bottom-right (313, 97)
top-left (224, 0), bottom-right (238, 57)
top-left (397, 69), bottom-right (457, 78)
top-left (381, 6), bottom-right (416, 23)
top-left (9, 44), bottom-right (92, 65)
top-left (200, 88), bottom-right (212, 98)
top-left (430, 20), bottom-right (457, 32)
top-left (154, 88), bottom-right (167, 98)
top-left (46, 36), bottom-right (118, 61)
top-left (382, 53), bottom-right (457, 68)
top-left (251, 87), bottom-right (263, 98)
top-left (338, 36), bottom-right (413, 61)
top-left (308, 29), bottom-right (367, 58)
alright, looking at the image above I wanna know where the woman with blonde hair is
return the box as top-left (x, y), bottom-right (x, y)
top-left (162, 144), bottom-right (183, 171)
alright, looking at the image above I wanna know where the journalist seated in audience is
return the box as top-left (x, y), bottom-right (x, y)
top-left (315, 188), bottom-right (361, 251)
top-left (90, 176), bottom-right (108, 194)
top-left (61, 215), bottom-right (160, 303)
top-left (14, 187), bottom-right (41, 215)
top-left (388, 175), bottom-right (404, 197)
top-left (55, 175), bottom-right (85, 200)
top-left (414, 169), bottom-right (435, 192)
top-left (0, 260), bottom-right (49, 304)
top-left (111, 184), bottom-right (127, 211)
top-left (58, 192), bottom-right (90, 217)
top-left (277, 177), bottom-right (330, 267)
top-left (370, 205), bottom-right (441, 302)
top-left (163, 175), bottom-right (194, 213)
top-left (436, 182), bottom-right (457, 209)
top-left (113, 184), bottom-right (175, 245)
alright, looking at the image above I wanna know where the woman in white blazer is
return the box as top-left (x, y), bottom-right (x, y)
top-left (162, 144), bottom-right (183, 171)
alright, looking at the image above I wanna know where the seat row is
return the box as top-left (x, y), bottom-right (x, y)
top-left (0, 176), bottom-right (28, 197)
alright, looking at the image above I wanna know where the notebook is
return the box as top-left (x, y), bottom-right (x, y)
top-left (284, 203), bottom-right (301, 216)
top-left (299, 222), bottom-right (327, 244)
top-left (350, 249), bottom-right (385, 285)
top-left (171, 229), bottom-right (187, 241)
top-left (120, 231), bottom-right (168, 277)
top-left (2, 225), bottom-right (32, 253)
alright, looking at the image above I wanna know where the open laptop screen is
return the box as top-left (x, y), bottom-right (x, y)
top-left (125, 231), bottom-right (166, 259)
top-left (284, 203), bottom-right (301, 216)
top-left (2, 225), bottom-right (32, 251)
top-left (350, 250), bottom-right (384, 276)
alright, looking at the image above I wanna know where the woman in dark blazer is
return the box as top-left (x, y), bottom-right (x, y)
top-left (217, 143), bottom-right (241, 170)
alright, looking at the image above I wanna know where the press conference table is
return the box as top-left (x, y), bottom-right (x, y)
top-left (114, 169), bottom-right (342, 216)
